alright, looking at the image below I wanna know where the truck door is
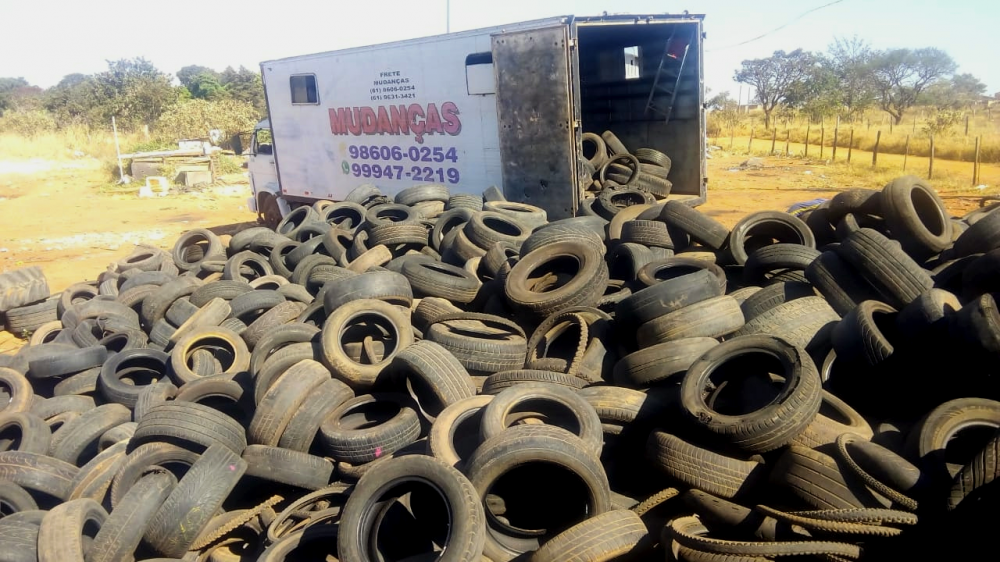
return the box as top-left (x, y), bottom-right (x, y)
top-left (492, 21), bottom-right (580, 220)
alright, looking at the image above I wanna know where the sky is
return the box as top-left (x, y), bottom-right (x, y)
top-left (1, 0), bottom-right (996, 100)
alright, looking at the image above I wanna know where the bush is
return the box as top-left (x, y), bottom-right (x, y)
top-left (0, 109), bottom-right (56, 138)
top-left (155, 99), bottom-right (259, 143)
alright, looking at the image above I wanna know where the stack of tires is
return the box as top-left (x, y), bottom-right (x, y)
top-left (0, 174), bottom-right (997, 561)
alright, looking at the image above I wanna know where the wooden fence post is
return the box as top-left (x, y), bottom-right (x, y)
top-left (805, 123), bottom-right (810, 157)
top-left (847, 129), bottom-right (854, 163)
top-left (748, 128), bottom-right (754, 154)
top-left (820, 124), bottom-right (826, 159)
top-left (832, 128), bottom-right (839, 161)
top-left (974, 136), bottom-right (981, 185)
top-left (872, 130), bottom-right (881, 167)
top-left (912, 114), bottom-right (917, 133)
top-left (770, 129), bottom-right (777, 155)
top-left (965, 114), bottom-right (970, 136)
top-left (903, 134), bottom-right (910, 171)
top-left (928, 135), bottom-right (935, 179)
top-left (785, 131), bottom-right (790, 156)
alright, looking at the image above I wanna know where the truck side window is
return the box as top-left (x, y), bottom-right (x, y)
top-left (290, 75), bottom-right (319, 104)
top-left (466, 52), bottom-right (495, 95)
top-left (254, 129), bottom-right (273, 155)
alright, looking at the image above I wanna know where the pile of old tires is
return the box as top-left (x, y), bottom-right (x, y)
top-left (0, 174), bottom-right (998, 561)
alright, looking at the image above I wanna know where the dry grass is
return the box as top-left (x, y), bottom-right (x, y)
top-left (0, 127), bottom-right (148, 163)
top-left (712, 135), bottom-right (1000, 194)
top-left (710, 109), bottom-right (1000, 164)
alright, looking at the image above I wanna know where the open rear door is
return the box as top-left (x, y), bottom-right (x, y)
top-left (492, 20), bottom-right (579, 219)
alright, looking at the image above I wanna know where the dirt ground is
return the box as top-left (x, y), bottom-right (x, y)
top-left (0, 151), bottom-right (993, 351)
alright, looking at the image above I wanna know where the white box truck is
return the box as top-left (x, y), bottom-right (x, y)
top-left (247, 12), bottom-right (706, 225)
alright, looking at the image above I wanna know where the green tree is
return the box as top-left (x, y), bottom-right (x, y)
top-left (45, 73), bottom-right (103, 126)
top-left (84, 58), bottom-right (179, 129)
top-left (220, 66), bottom-right (266, 116)
top-left (0, 77), bottom-right (30, 115)
top-left (826, 36), bottom-right (876, 118)
top-left (187, 72), bottom-right (227, 100)
top-left (923, 73), bottom-right (987, 109)
top-left (177, 65), bottom-right (218, 89)
top-left (734, 50), bottom-right (816, 129)
top-left (785, 60), bottom-right (840, 122)
top-left (870, 48), bottom-right (956, 124)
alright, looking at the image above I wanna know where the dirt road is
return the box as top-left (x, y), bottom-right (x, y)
top-left (0, 151), bottom-right (991, 351)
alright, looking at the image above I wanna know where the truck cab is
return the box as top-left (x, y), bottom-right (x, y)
top-left (246, 119), bottom-right (288, 228)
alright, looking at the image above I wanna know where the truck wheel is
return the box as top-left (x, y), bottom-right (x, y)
top-left (258, 192), bottom-right (282, 230)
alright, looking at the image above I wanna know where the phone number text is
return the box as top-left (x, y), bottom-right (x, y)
top-left (348, 144), bottom-right (459, 163)
top-left (350, 163), bottom-right (460, 184)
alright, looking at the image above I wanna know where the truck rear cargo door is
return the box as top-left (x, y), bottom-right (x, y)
top-left (492, 22), bottom-right (578, 219)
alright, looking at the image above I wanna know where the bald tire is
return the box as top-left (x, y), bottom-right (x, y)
top-left (0, 451), bottom-right (79, 501)
top-left (948, 432), bottom-right (1000, 511)
top-left (143, 444), bottom-right (248, 558)
top-left (37, 498), bottom-right (108, 562)
top-left (87, 469), bottom-right (177, 562)
top-left (242, 445), bottom-right (335, 490)
top-left (646, 431), bottom-right (762, 500)
top-left (0, 517), bottom-right (40, 562)
top-left (530, 509), bottom-right (647, 562)
top-left (772, 445), bottom-right (890, 510)
top-left (731, 296), bottom-right (840, 351)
